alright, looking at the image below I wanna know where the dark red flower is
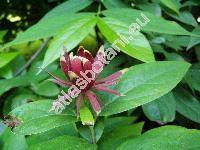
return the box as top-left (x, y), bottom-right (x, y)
top-left (44, 46), bottom-right (126, 115)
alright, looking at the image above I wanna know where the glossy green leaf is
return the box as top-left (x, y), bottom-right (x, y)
top-left (10, 100), bottom-right (76, 136)
top-left (99, 122), bottom-right (144, 150)
top-left (174, 87), bottom-right (200, 123)
top-left (0, 52), bottom-right (19, 68)
top-left (44, 0), bottom-right (93, 18)
top-left (2, 0), bottom-right (93, 49)
top-left (100, 61), bottom-right (190, 116)
top-left (27, 123), bottom-right (78, 145)
top-left (103, 8), bottom-right (190, 35)
top-left (116, 126), bottom-right (200, 150)
top-left (80, 106), bottom-right (94, 126)
top-left (9, 100), bottom-right (75, 122)
top-left (97, 17), bottom-right (155, 62)
top-left (142, 92), bottom-right (176, 123)
top-left (29, 135), bottom-right (97, 150)
top-left (41, 15), bottom-right (97, 68)
top-left (13, 115), bottom-right (76, 135)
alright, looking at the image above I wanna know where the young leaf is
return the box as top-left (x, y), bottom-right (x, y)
top-left (174, 87), bottom-right (200, 123)
top-left (116, 126), bottom-right (200, 150)
top-left (142, 92), bottom-right (176, 123)
top-left (97, 17), bottom-right (155, 62)
top-left (80, 106), bottom-right (94, 126)
top-left (29, 135), bottom-right (97, 150)
top-left (103, 8), bottom-right (190, 35)
top-left (41, 15), bottom-right (97, 68)
top-left (100, 61), bottom-right (190, 116)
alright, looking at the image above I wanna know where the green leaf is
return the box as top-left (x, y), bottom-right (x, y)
top-left (99, 122), bottom-right (144, 150)
top-left (97, 17), bottom-right (155, 62)
top-left (29, 135), bottom-right (97, 150)
top-left (44, 0), bottom-right (93, 18)
top-left (185, 63), bottom-right (200, 91)
top-left (0, 30), bottom-right (7, 42)
top-left (0, 76), bottom-right (30, 96)
top-left (103, 8), bottom-right (190, 35)
top-left (102, 0), bottom-right (130, 9)
top-left (27, 123), bottom-right (78, 145)
top-left (187, 27), bottom-right (200, 50)
top-left (13, 115), bottom-right (76, 135)
top-left (174, 87), bottom-right (200, 123)
top-left (41, 15), bottom-right (97, 68)
top-left (138, 3), bottom-right (161, 16)
top-left (2, 0), bottom-right (93, 49)
top-left (0, 63), bottom-right (57, 96)
top-left (164, 10), bottom-right (198, 27)
top-left (80, 106), bottom-right (94, 126)
top-left (116, 126), bottom-right (200, 150)
top-left (78, 120), bottom-right (104, 143)
top-left (160, 0), bottom-right (180, 14)
top-left (0, 52), bottom-right (19, 68)
top-left (0, 65), bottom-right (13, 79)
top-left (103, 116), bottom-right (137, 134)
top-left (31, 80), bottom-right (59, 97)
top-left (100, 61), bottom-right (190, 116)
top-left (9, 100), bottom-right (76, 136)
top-left (142, 92), bottom-right (176, 123)
top-left (0, 122), bottom-right (12, 149)
top-left (3, 91), bottom-right (37, 115)
top-left (9, 100), bottom-right (75, 122)
top-left (3, 133), bottom-right (27, 150)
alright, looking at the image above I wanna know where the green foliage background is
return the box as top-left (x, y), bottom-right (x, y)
top-left (0, 0), bottom-right (200, 149)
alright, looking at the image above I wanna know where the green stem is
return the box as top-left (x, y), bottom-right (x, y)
top-left (89, 126), bottom-right (96, 144)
